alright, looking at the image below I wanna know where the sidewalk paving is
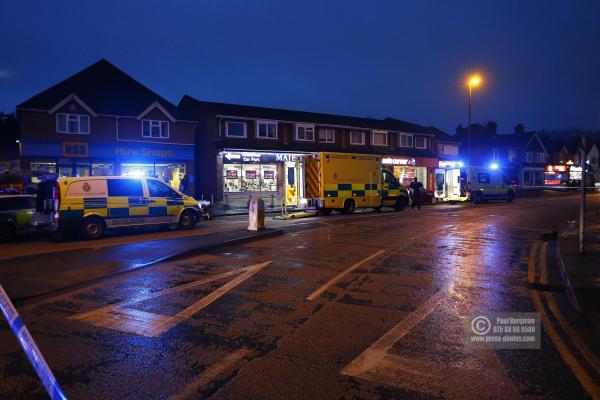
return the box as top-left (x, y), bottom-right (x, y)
top-left (559, 212), bottom-right (600, 312)
top-left (0, 228), bottom-right (283, 302)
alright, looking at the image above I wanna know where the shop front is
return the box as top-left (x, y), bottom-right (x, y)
top-left (434, 160), bottom-right (467, 200)
top-left (220, 150), bottom-right (309, 206)
top-left (381, 156), bottom-right (438, 191)
top-left (21, 140), bottom-right (194, 193)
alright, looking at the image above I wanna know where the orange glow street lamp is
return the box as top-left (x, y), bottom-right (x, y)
top-left (467, 74), bottom-right (482, 165)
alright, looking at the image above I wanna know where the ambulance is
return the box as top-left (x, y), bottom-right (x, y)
top-left (299, 152), bottom-right (409, 214)
top-left (434, 162), bottom-right (515, 204)
top-left (37, 176), bottom-right (206, 239)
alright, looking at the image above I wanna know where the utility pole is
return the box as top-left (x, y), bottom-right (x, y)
top-left (579, 136), bottom-right (587, 254)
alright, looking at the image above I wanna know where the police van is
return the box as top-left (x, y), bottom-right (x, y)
top-left (434, 163), bottom-right (515, 204)
top-left (43, 176), bottom-right (204, 239)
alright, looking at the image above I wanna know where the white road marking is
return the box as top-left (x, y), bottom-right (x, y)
top-left (169, 348), bottom-right (251, 400)
top-left (341, 287), bottom-right (449, 377)
top-left (71, 261), bottom-right (271, 337)
top-left (306, 250), bottom-right (386, 301)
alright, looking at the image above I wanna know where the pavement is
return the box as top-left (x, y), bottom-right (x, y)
top-left (2, 191), bottom-right (600, 399)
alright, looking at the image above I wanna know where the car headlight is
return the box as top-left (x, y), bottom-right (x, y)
top-left (198, 200), bottom-right (211, 208)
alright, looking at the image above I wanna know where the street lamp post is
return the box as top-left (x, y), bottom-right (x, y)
top-left (467, 75), bottom-right (481, 165)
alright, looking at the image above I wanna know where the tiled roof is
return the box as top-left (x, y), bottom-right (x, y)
top-left (18, 59), bottom-right (189, 120)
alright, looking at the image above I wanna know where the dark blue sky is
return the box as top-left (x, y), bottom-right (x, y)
top-left (2, 0), bottom-right (599, 133)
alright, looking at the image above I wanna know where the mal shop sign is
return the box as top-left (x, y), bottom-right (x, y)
top-left (226, 170), bottom-right (238, 179)
top-left (115, 147), bottom-right (174, 158)
top-left (245, 170), bottom-right (258, 179)
top-left (224, 151), bottom-right (302, 163)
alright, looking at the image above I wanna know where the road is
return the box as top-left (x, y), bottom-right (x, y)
top-left (1, 192), bottom-right (599, 399)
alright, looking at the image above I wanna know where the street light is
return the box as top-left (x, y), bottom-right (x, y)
top-left (467, 74), bottom-right (482, 166)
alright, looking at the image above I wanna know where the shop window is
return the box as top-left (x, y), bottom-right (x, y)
top-left (121, 163), bottom-right (185, 189)
top-left (108, 179), bottom-right (144, 197)
top-left (223, 163), bottom-right (278, 192)
top-left (56, 113), bottom-right (89, 134)
top-left (92, 163), bottom-right (114, 176)
top-left (318, 128), bottom-right (335, 143)
top-left (256, 121), bottom-right (277, 139)
top-left (350, 131), bottom-right (365, 145)
top-left (295, 124), bottom-right (315, 141)
top-left (31, 161), bottom-right (57, 174)
top-left (372, 131), bottom-right (388, 146)
top-left (225, 121), bottom-right (247, 138)
top-left (142, 120), bottom-right (169, 139)
top-left (147, 179), bottom-right (181, 198)
top-left (414, 136), bottom-right (426, 149)
top-left (398, 134), bottom-right (413, 148)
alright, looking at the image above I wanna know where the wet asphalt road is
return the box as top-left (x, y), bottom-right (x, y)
top-left (1, 193), bottom-right (599, 399)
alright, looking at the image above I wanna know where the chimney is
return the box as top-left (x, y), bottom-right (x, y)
top-left (514, 124), bottom-right (525, 134)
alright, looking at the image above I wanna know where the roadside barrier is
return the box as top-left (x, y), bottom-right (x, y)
top-left (0, 284), bottom-right (67, 400)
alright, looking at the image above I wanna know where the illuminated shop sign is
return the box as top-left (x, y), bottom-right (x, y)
top-left (223, 151), bottom-right (305, 163)
top-left (381, 157), bottom-right (416, 166)
top-left (115, 147), bottom-right (174, 158)
top-left (439, 160), bottom-right (464, 168)
top-left (545, 165), bottom-right (567, 172)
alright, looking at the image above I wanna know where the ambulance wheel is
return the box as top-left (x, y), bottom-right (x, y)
top-left (473, 191), bottom-right (483, 204)
top-left (80, 217), bottom-right (105, 240)
top-left (342, 200), bottom-right (355, 214)
top-left (319, 208), bottom-right (333, 216)
top-left (506, 190), bottom-right (515, 202)
top-left (179, 209), bottom-right (197, 229)
top-left (394, 197), bottom-right (408, 211)
top-left (431, 197), bottom-right (437, 205)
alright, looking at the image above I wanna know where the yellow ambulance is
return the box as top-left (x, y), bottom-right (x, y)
top-left (53, 176), bottom-right (203, 239)
top-left (305, 152), bottom-right (409, 214)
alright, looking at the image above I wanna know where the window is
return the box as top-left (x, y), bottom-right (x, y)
top-left (492, 148), bottom-right (499, 161)
top-left (443, 145), bottom-right (458, 155)
top-left (107, 179), bottom-right (144, 197)
top-left (526, 152), bottom-right (534, 163)
top-left (398, 133), bottom-right (413, 147)
top-left (256, 121), bottom-right (277, 139)
top-left (535, 153), bottom-right (548, 163)
top-left (56, 113), bottom-right (89, 134)
top-left (478, 173), bottom-right (490, 184)
top-left (508, 150), bottom-right (516, 162)
top-left (147, 179), bottom-right (181, 198)
top-left (372, 131), bottom-right (388, 146)
top-left (350, 130), bottom-right (365, 145)
top-left (318, 128), bottom-right (335, 143)
top-left (295, 124), bottom-right (315, 141)
top-left (225, 121), bottom-right (247, 138)
top-left (142, 120), bottom-right (169, 138)
top-left (414, 136), bottom-right (426, 149)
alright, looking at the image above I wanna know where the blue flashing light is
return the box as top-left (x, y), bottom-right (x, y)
top-left (490, 162), bottom-right (499, 170)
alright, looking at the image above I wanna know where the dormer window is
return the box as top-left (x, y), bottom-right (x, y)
top-left (57, 113), bottom-right (89, 134)
top-left (142, 119), bottom-right (169, 138)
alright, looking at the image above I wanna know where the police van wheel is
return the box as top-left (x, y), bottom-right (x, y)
top-left (179, 209), bottom-right (197, 229)
top-left (431, 197), bottom-right (437, 205)
top-left (319, 208), bottom-right (333, 216)
top-left (473, 192), bottom-right (483, 204)
top-left (506, 190), bottom-right (515, 202)
top-left (342, 200), bottom-right (355, 214)
top-left (80, 217), bottom-right (105, 240)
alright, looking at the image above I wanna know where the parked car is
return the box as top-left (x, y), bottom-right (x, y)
top-left (0, 194), bottom-right (36, 241)
top-left (409, 190), bottom-right (437, 205)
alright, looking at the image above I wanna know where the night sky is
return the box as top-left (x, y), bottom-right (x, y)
top-left (1, 0), bottom-right (599, 134)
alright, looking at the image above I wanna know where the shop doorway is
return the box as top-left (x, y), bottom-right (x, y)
top-left (285, 160), bottom-right (304, 206)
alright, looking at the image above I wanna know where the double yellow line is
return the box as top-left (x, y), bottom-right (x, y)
top-left (529, 240), bottom-right (600, 398)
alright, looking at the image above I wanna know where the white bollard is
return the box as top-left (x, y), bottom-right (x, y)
top-left (248, 196), bottom-right (265, 231)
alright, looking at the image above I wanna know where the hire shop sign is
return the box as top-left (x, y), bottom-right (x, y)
top-left (115, 147), bottom-right (175, 158)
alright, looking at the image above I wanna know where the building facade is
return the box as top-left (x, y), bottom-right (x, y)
top-left (16, 60), bottom-right (197, 193)
top-left (179, 97), bottom-right (442, 203)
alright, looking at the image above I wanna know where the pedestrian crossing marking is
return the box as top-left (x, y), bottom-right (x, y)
top-left (70, 261), bottom-right (271, 337)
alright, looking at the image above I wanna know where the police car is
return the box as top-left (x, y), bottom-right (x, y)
top-left (45, 176), bottom-right (205, 239)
